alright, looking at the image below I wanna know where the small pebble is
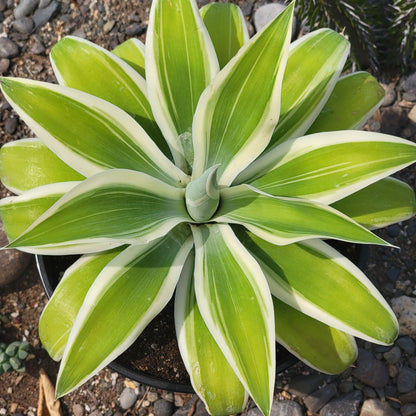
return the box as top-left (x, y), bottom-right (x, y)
top-left (125, 23), bottom-right (145, 36)
top-left (254, 2), bottom-right (296, 38)
top-left (339, 381), bottom-right (354, 394)
top-left (353, 348), bottom-right (389, 389)
top-left (0, 0), bottom-right (6, 11)
top-left (103, 20), bottom-right (115, 34)
top-left (148, 391), bottom-right (159, 402)
top-left (381, 82), bottom-right (397, 106)
top-left (14, 0), bottom-right (38, 19)
top-left (270, 400), bottom-right (303, 416)
top-left (38, 0), bottom-right (51, 7)
top-left (360, 398), bottom-right (400, 416)
top-left (319, 390), bottom-right (362, 416)
top-left (13, 16), bottom-right (34, 33)
top-left (72, 404), bottom-right (84, 416)
top-left (5, 117), bottom-right (17, 134)
top-left (118, 387), bottom-right (138, 410)
top-left (401, 402), bottom-right (416, 416)
top-left (303, 383), bottom-right (337, 414)
top-left (387, 224), bottom-right (400, 238)
top-left (32, 0), bottom-right (59, 27)
top-left (30, 41), bottom-right (45, 55)
top-left (0, 38), bottom-right (19, 58)
top-left (408, 105), bottom-right (416, 124)
top-left (403, 92), bottom-right (416, 102)
top-left (0, 58), bottom-right (10, 74)
top-left (287, 373), bottom-right (326, 397)
top-left (397, 337), bottom-right (416, 354)
top-left (392, 296), bottom-right (416, 336)
top-left (397, 367), bottom-right (416, 393)
top-left (387, 267), bottom-right (401, 283)
top-left (153, 399), bottom-right (174, 416)
top-left (383, 346), bottom-right (402, 364)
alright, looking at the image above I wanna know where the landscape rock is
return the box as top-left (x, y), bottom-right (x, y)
top-left (14, 0), bottom-right (38, 19)
top-left (380, 105), bottom-right (406, 135)
top-left (30, 40), bottom-right (45, 55)
top-left (0, 0), bottom-right (6, 11)
top-left (319, 390), bottom-right (363, 416)
top-left (353, 348), bottom-right (389, 389)
top-left (153, 399), bottom-right (174, 416)
top-left (72, 404), bottom-right (84, 416)
top-left (399, 72), bottom-right (416, 93)
top-left (118, 387), bottom-right (138, 410)
top-left (0, 58), bottom-right (10, 74)
top-left (397, 337), bottom-right (416, 355)
top-left (287, 373), bottom-right (326, 397)
top-left (381, 82), bottom-right (397, 106)
top-left (408, 106), bottom-right (416, 124)
top-left (383, 346), bottom-right (402, 364)
top-left (254, 3), bottom-right (297, 37)
top-left (172, 396), bottom-right (209, 416)
top-left (0, 38), bottom-right (19, 58)
top-left (303, 383), bottom-right (337, 414)
top-left (38, 0), bottom-right (51, 8)
top-left (5, 117), bottom-right (17, 134)
top-left (247, 408), bottom-right (263, 416)
top-left (13, 17), bottom-right (34, 34)
top-left (359, 398), bottom-right (400, 416)
top-left (392, 296), bottom-right (416, 335)
top-left (397, 367), bottom-right (416, 393)
top-left (32, 0), bottom-right (59, 28)
top-left (270, 400), bottom-right (303, 416)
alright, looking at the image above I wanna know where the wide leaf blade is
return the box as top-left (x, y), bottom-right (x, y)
top-left (273, 297), bottom-right (357, 374)
top-left (56, 228), bottom-right (193, 396)
top-left (0, 77), bottom-right (187, 187)
top-left (236, 228), bottom-right (398, 345)
top-left (332, 177), bottom-right (416, 229)
top-left (192, 224), bottom-right (275, 416)
top-left (199, 3), bottom-right (249, 69)
top-left (7, 169), bottom-right (191, 254)
top-left (215, 185), bottom-right (388, 246)
top-left (192, 3), bottom-right (294, 186)
top-left (51, 36), bottom-right (170, 156)
top-left (239, 131), bottom-right (416, 204)
top-left (0, 138), bottom-right (84, 194)
top-left (307, 71), bottom-right (385, 134)
top-left (175, 251), bottom-right (248, 415)
top-left (39, 247), bottom-right (125, 360)
top-left (267, 29), bottom-right (350, 149)
top-left (146, 0), bottom-right (219, 169)
top-left (112, 38), bottom-right (146, 78)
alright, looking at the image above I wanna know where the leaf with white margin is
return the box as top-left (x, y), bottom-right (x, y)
top-left (237, 131), bottom-right (416, 204)
top-left (0, 138), bottom-right (84, 195)
top-left (192, 3), bottom-right (294, 186)
top-left (235, 227), bottom-right (398, 345)
top-left (39, 247), bottom-right (125, 361)
top-left (273, 297), bottom-right (357, 374)
top-left (307, 72), bottom-right (385, 134)
top-left (0, 77), bottom-right (188, 187)
top-left (51, 37), bottom-right (170, 157)
top-left (175, 250), bottom-right (248, 415)
top-left (192, 223), bottom-right (275, 416)
top-left (332, 177), bottom-right (416, 230)
top-left (7, 169), bottom-right (191, 255)
top-left (146, 0), bottom-right (219, 170)
top-left (215, 185), bottom-right (389, 246)
top-left (267, 29), bottom-right (350, 150)
top-left (56, 227), bottom-right (193, 397)
top-left (199, 3), bottom-right (249, 69)
top-left (112, 38), bottom-right (146, 78)
top-left (0, 182), bottom-right (78, 242)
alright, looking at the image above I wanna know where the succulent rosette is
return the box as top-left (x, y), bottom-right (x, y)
top-left (1, 1), bottom-right (415, 415)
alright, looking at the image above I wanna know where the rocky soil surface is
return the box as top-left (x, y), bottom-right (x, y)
top-left (1, 0), bottom-right (416, 415)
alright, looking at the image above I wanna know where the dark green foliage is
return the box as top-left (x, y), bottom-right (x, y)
top-left (295, 0), bottom-right (416, 73)
top-left (0, 341), bottom-right (29, 374)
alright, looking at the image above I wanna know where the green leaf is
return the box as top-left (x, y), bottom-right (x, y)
top-left (0, 138), bottom-right (84, 194)
top-left (0, 77), bottom-right (188, 187)
top-left (192, 3), bottom-right (294, 186)
top-left (112, 38), bottom-right (146, 78)
top-left (0, 182), bottom-right (77, 242)
top-left (332, 177), bottom-right (416, 229)
top-left (146, 0), bottom-right (219, 170)
top-left (56, 227), bottom-right (193, 396)
top-left (192, 224), bottom-right (275, 416)
top-left (7, 169), bottom-right (191, 254)
top-left (175, 251), bottom-right (248, 415)
top-left (199, 3), bottom-right (249, 69)
top-left (215, 185), bottom-right (388, 246)
top-left (51, 37), bottom-right (170, 158)
top-left (273, 297), bottom-right (357, 374)
top-left (267, 29), bottom-right (350, 150)
top-left (307, 72), bottom-right (385, 134)
top-left (39, 247), bottom-right (125, 360)
top-left (239, 131), bottom-right (416, 204)
top-left (236, 228), bottom-right (398, 345)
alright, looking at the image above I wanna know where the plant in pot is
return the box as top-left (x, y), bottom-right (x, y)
top-left (0, 0), bottom-right (415, 414)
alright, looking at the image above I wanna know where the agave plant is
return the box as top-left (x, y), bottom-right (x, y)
top-left (0, 1), bottom-right (415, 415)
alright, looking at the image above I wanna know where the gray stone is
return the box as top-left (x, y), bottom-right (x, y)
top-left (387, 224), bottom-right (400, 238)
top-left (14, 0), bottom-right (38, 18)
top-left (254, 3), bottom-right (297, 37)
top-left (38, 0), bottom-right (51, 7)
top-left (362, 386), bottom-right (377, 398)
top-left (401, 403), bottom-right (416, 416)
top-left (353, 348), bottom-right (389, 389)
top-left (360, 398), bottom-right (400, 416)
top-left (392, 296), bottom-right (416, 336)
top-left (270, 400), bottom-right (303, 416)
top-left (0, 38), bottom-right (19, 58)
top-left (247, 408), bottom-right (263, 416)
top-left (304, 383), bottom-right (338, 414)
top-left (103, 20), bottom-right (115, 34)
top-left (397, 367), bottom-right (416, 393)
top-left (32, 0), bottom-right (59, 27)
top-left (0, 219), bottom-right (33, 287)
top-left (13, 17), bottom-right (34, 33)
top-left (0, 58), bottom-right (10, 74)
top-left (5, 117), bottom-right (17, 134)
top-left (403, 92), bottom-right (416, 102)
top-left (72, 404), bottom-right (84, 416)
top-left (380, 106), bottom-right (407, 135)
top-left (118, 387), bottom-right (138, 410)
top-left (0, 0), bottom-right (6, 11)
top-left (381, 82), bottom-right (397, 106)
top-left (408, 105), bottom-right (416, 124)
top-left (399, 72), bottom-right (416, 93)
top-left (172, 396), bottom-right (209, 416)
top-left (387, 267), bottom-right (401, 283)
top-left (339, 381), bottom-right (354, 394)
top-left (30, 41), bottom-right (45, 55)
top-left (287, 373), bottom-right (326, 397)
top-left (125, 23), bottom-right (145, 36)
top-left (319, 390), bottom-right (363, 416)
top-left (397, 337), bottom-right (416, 354)
top-left (383, 346), bottom-right (402, 364)
top-left (153, 399), bottom-right (174, 416)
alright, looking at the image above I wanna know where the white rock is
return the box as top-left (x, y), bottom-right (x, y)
top-left (254, 3), bottom-right (297, 37)
top-left (392, 296), bottom-right (416, 336)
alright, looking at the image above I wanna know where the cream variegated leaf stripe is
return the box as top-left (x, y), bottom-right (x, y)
top-left (0, 78), bottom-right (188, 187)
top-left (192, 223), bottom-right (275, 416)
top-left (56, 229), bottom-right (193, 396)
top-left (146, 0), bottom-right (219, 170)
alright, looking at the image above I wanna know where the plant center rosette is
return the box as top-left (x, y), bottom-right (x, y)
top-left (0, 2), bottom-right (416, 415)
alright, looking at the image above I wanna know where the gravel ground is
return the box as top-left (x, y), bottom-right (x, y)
top-left (1, 1), bottom-right (416, 415)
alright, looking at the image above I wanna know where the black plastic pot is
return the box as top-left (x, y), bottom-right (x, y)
top-left (36, 254), bottom-right (298, 393)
